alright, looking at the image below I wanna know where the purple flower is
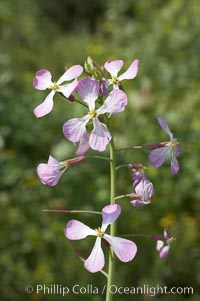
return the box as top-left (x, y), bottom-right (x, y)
top-left (131, 176), bottom-right (154, 206)
top-left (37, 155), bottom-right (85, 186)
top-left (65, 204), bottom-right (137, 273)
top-left (33, 65), bottom-right (83, 118)
top-left (129, 165), bottom-right (154, 206)
top-left (63, 77), bottom-right (128, 152)
top-left (149, 116), bottom-right (180, 175)
top-left (104, 59), bottom-right (139, 89)
top-left (149, 229), bottom-right (174, 259)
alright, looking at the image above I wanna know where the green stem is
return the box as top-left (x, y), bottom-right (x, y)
top-left (86, 155), bottom-right (111, 162)
top-left (114, 194), bottom-right (130, 201)
top-left (116, 163), bottom-right (130, 171)
top-left (116, 146), bottom-right (143, 152)
top-left (74, 99), bottom-right (88, 108)
top-left (42, 209), bottom-right (101, 215)
top-left (105, 137), bottom-right (117, 301)
top-left (58, 93), bottom-right (87, 108)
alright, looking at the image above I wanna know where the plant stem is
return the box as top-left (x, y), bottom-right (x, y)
top-left (114, 194), bottom-right (130, 201)
top-left (116, 163), bottom-right (130, 171)
top-left (86, 155), bottom-right (111, 162)
top-left (109, 138), bottom-right (117, 205)
top-left (116, 145), bottom-right (143, 152)
top-left (105, 137), bottom-right (117, 301)
top-left (74, 99), bottom-right (88, 108)
top-left (42, 209), bottom-right (101, 215)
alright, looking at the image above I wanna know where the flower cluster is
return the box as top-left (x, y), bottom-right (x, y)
top-left (33, 57), bottom-right (180, 276)
top-left (63, 77), bottom-right (128, 152)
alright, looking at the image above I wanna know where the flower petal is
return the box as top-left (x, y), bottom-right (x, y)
top-left (157, 116), bottom-right (173, 139)
top-left (101, 204), bottom-right (121, 231)
top-left (97, 89), bottom-right (128, 115)
top-left (58, 79), bottom-right (79, 98)
top-left (63, 116), bottom-right (88, 143)
top-left (104, 60), bottom-right (124, 77)
top-left (33, 69), bottom-right (52, 90)
top-left (171, 155), bottom-right (179, 175)
top-left (132, 171), bottom-right (143, 187)
top-left (34, 91), bottom-right (55, 118)
top-left (84, 238), bottom-right (105, 273)
top-left (89, 118), bottom-right (111, 152)
top-left (64, 220), bottom-right (96, 240)
top-left (57, 65), bottom-right (83, 84)
top-left (76, 132), bottom-right (90, 155)
top-left (104, 235), bottom-right (137, 262)
top-left (130, 200), bottom-right (146, 206)
top-left (135, 176), bottom-right (154, 203)
top-left (76, 78), bottom-right (99, 110)
top-left (118, 59), bottom-right (139, 81)
top-left (149, 147), bottom-right (171, 168)
top-left (156, 240), bottom-right (164, 251)
top-left (47, 155), bottom-right (59, 165)
top-left (159, 245), bottom-right (170, 259)
top-left (164, 229), bottom-right (171, 239)
top-left (99, 79), bottom-right (108, 96)
top-left (174, 144), bottom-right (181, 157)
top-left (37, 162), bottom-right (64, 186)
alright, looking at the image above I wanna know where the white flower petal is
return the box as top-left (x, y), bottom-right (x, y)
top-left (58, 79), bottom-right (79, 98)
top-left (118, 59), bottom-right (139, 81)
top-left (101, 204), bottom-right (121, 232)
top-left (104, 235), bottom-right (137, 262)
top-left (156, 240), bottom-right (164, 251)
top-left (89, 118), bottom-right (111, 152)
top-left (76, 132), bottom-right (90, 155)
top-left (47, 155), bottom-right (61, 168)
top-left (64, 220), bottom-right (96, 240)
top-left (33, 69), bottom-right (52, 90)
top-left (104, 60), bottom-right (124, 77)
top-left (159, 245), bottom-right (170, 259)
top-left (63, 116), bottom-right (89, 143)
top-left (84, 238), bottom-right (105, 273)
top-left (97, 89), bottom-right (128, 115)
top-left (76, 78), bottom-right (99, 110)
top-left (34, 91), bottom-right (55, 118)
top-left (57, 65), bottom-right (83, 84)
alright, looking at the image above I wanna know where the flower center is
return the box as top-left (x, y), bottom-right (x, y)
top-left (88, 109), bottom-right (98, 119)
top-left (166, 139), bottom-right (179, 148)
top-left (95, 227), bottom-right (104, 238)
top-left (60, 160), bottom-right (70, 169)
top-left (111, 76), bottom-right (119, 85)
top-left (50, 82), bottom-right (59, 91)
top-left (165, 236), bottom-right (176, 244)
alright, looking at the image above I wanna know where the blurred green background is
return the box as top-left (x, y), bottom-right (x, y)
top-left (0, 0), bottom-right (200, 300)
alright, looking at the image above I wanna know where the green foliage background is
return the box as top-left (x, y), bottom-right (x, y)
top-left (0, 0), bottom-right (200, 300)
